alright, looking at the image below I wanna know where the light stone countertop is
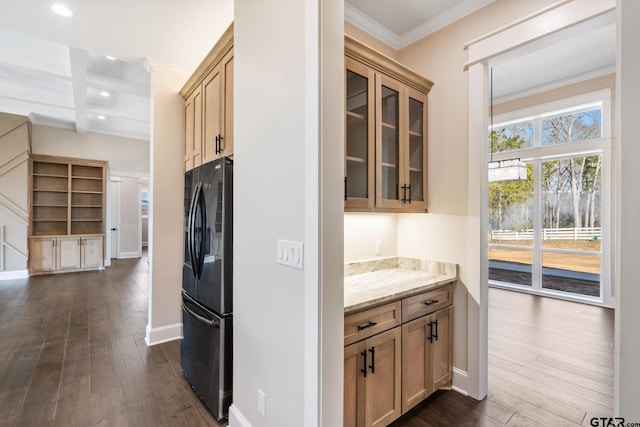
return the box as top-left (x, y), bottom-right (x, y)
top-left (344, 257), bottom-right (457, 313)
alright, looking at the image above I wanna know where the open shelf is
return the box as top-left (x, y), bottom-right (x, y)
top-left (30, 155), bottom-right (106, 238)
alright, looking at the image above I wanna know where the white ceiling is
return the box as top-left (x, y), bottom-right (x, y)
top-left (0, 1), bottom-right (617, 141)
top-left (0, 0), bottom-right (233, 141)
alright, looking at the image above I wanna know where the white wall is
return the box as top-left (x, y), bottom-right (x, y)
top-left (397, 214), bottom-right (469, 372)
top-left (0, 115), bottom-right (30, 277)
top-left (615, 0), bottom-right (640, 418)
top-left (145, 60), bottom-right (187, 345)
top-left (344, 213), bottom-right (397, 261)
top-left (231, 0), bottom-right (343, 425)
top-left (31, 125), bottom-right (150, 177)
top-left (118, 177), bottom-right (142, 258)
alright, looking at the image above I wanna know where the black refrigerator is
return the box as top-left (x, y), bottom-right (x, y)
top-left (181, 157), bottom-right (233, 421)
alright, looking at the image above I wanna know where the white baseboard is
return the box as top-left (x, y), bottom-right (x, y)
top-left (0, 269), bottom-right (29, 281)
top-left (145, 323), bottom-right (182, 346)
top-left (118, 251), bottom-right (142, 259)
top-left (452, 367), bottom-right (469, 396)
top-left (228, 404), bottom-right (252, 427)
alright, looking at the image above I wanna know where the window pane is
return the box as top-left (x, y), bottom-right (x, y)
top-left (490, 121), bottom-right (533, 153)
top-left (542, 251), bottom-right (600, 297)
top-left (488, 162), bottom-right (533, 236)
top-left (541, 155), bottom-right (602, 297)
top-left (489, 248), bottom-right (532, 287)
top-left (488, 161), bottom-right (533, 287)
top-left (541, 155), bottom-right (602, 235)
top-left (541, 108), bottom-right (601, 146)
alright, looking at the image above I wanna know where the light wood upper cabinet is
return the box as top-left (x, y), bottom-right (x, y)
top-left (345, 35), bottom-right (432, 213)
top-left (184, 87), bottom-right (202, 171)
top-left (182, 23), bottom-right (233, 171)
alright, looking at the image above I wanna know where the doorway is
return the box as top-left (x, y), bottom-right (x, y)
top-left (109, 176), bottom-right (145, 259)
top-left (464, 0), bottom-right (616, 403)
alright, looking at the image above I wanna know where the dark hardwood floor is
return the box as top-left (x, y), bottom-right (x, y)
top-left (0, 255), bottom-right (223, 427)
top-left (1, 257), bottom-right (614, 427)
top-left (392, 287), bottom-right (614, 427)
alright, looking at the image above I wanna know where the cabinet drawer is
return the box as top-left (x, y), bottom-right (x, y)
top-left (402, 284), bottom-right (453, 323)
top-left (344, 301), bottom-right (401, 346)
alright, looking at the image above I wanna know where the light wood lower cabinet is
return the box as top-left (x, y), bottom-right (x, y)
top-left (29, 235), bottom-right (104, 274)
top-left (344, 284), bottom-right (453, 426)
top-left (28, 237), bottom-right (56, 273)
top-left (344, 327), bottom-right (402, 427)
top-left (401, 305), bottom-right (453, 413)
top-left (57, 236), bottom-right (82, 270)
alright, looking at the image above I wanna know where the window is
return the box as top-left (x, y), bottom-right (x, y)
top-left (488, 90), bottom-right (612, 306)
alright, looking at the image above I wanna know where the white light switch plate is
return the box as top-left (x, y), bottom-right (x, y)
top-left (277, 239), bottom-right (304, 269)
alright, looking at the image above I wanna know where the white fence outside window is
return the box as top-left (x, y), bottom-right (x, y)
top-left (490, 227), bottom-right (602, 241)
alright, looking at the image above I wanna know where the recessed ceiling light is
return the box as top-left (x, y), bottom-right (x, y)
top-left (51, 3), bottom-right (73, 17)
top-left (105, 55), bottom-right (117, 61)
top-left (99, 90), bottom-right (110, 97)
top-left (97, 115), bottom-right (106, 120)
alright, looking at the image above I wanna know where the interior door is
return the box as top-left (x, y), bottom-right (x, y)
top-left (109, 179), bottom-right (120, 259)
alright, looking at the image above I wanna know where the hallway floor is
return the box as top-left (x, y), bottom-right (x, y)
top-left (0, 256), bottom-right (222, 426)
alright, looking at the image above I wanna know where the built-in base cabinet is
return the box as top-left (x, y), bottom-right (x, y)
top-left (29, 235), bottom-right (104, 274)
top-left (402, 305), bottom-right (453, 413)
top-left (344, 327), bottom-right (402, 427)
top-left (344, 285), bottom-right (453, 427)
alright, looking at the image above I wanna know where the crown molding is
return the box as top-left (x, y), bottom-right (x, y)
top-left (400, 0), bottom-right (496, 48)
top-left (344, 3), bottom-right (401, 50)
top-left (345, 0), bottom-right (497, 51)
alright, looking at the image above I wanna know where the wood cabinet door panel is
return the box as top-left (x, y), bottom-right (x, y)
top-left (365, 327), bottom-right (401, 427)
top-left (57, 237), bottom-right (80, 270)
top-left (29, 238), bottom-right (56, 272)
top-left (344, 342), bottom-right (365, 427)
top-left (430, 305), bottom-right (453, 392)
top-left (401, 317), bottom-right (429, 413)
top-left (184, 88), bottom-right (202, 171)
top-left (81, 236), bottom-right (103, 268)
top-left (221, 51), bottom-right (234, 156)
top-left (203, 65), bottom-right (222, 164)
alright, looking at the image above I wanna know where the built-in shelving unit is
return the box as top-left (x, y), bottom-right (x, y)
top-left (29, 154), bottom-right (107, 274)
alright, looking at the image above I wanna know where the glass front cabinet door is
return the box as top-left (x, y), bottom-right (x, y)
top-left (345, 35), bottom-right (432, 213)
top-left (345, 58), bottom-right (375, 210)
top-left (404, 87), bottom-right (428, 211)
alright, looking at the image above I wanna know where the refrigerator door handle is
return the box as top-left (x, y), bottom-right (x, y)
top-left (196, 182), bottom-right (207, 278)
top-left (190, 183), bottom-right (202, 279)
top-left (182, 301), bottom-right (220, 328)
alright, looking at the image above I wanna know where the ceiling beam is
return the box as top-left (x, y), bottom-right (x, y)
top-left (69, 47), bottom-right (88, 133)
top-left (86, 72), bottom-right (150, 97)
